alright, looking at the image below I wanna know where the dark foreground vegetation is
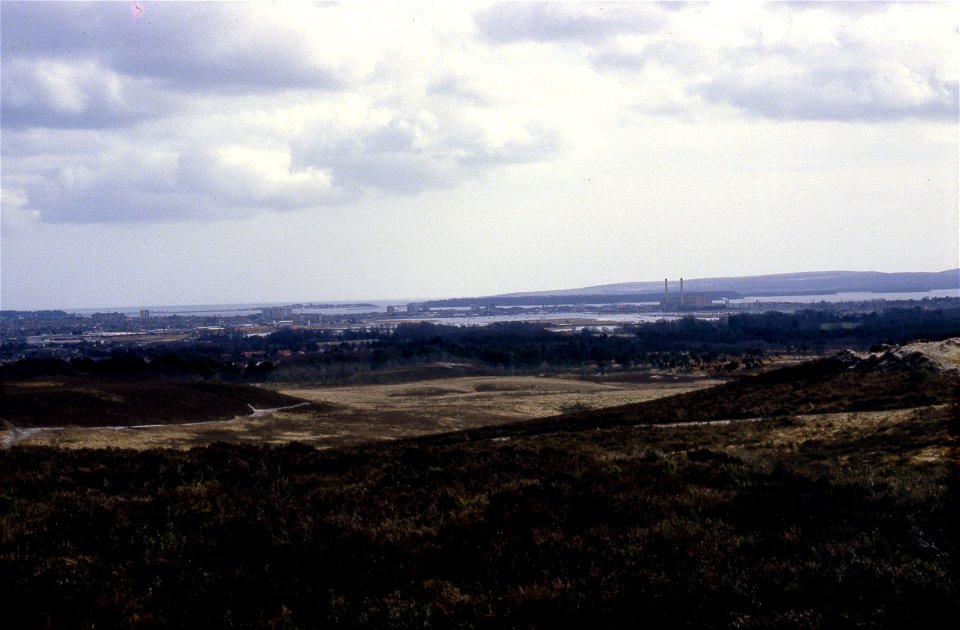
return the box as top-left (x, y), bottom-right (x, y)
top-left (1, 379), bottom-right (305, 428)
top-left (2, 349), bottom-right (958, 628)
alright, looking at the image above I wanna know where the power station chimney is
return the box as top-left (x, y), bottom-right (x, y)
top-left (681, 277), bottom-right (685, 308)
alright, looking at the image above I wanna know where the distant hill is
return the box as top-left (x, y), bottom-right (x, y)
top-left (497, 269), bottom-right (960, 299)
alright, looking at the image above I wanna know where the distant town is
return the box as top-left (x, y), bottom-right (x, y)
top-left (4, 289), bottom-right (958, 364)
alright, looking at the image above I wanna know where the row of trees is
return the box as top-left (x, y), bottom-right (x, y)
top-left (3, 305), bottom-right (958, 382)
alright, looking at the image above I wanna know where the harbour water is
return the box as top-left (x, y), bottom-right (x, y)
top-left (69, 289), bottom-right (959, 320)
top-left (725, 289), bottom-right (959, 304)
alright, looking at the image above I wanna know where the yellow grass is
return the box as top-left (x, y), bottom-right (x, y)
top-left (11, 375), bottom-right (721, 450)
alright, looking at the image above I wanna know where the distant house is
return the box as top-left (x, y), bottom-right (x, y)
top-left (91, 312), bottom-right (128, 323)
top-left (261, 307), bottom-right (292, 321)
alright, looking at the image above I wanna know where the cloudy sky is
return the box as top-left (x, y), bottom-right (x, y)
top-left (1, 1), bottom-right (957, 309)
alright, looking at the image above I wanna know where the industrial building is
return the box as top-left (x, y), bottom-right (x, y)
top-left (660, 278), bottom-right (714, 310)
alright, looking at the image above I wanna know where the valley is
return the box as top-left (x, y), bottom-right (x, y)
top-left (3, 373), bottom-right (724, 450)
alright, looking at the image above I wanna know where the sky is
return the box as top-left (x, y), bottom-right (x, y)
top-left (1, 1), bottom-right (958, 310)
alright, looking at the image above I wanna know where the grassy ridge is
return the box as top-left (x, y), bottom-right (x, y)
top-left (411, 355), bottom-right (960, 446)
top-left (1, 378), bottom-right (306, 428)
top-left (559, 357), bottom-right (960, 425)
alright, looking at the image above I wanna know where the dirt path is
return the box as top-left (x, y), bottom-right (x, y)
top-left (247, 402), bottom-right (311, 417)
top-left (2, 420), bottom-right (57, 449)
top-left (1, 401), bottom-right (315, 449)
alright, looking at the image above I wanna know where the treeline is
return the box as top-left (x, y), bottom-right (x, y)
top-left (672, 306), bottom-right (960, 349)
top-left (0, 352), bottom-right (226, 381)
top-left (3, 305), bottom-right (958, 382)
top-left (345, 305), bottom-right (958, 371)
top-left (0, 310), bottom-right (72, 320)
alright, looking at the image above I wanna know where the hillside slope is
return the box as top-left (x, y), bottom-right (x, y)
top-left (0, 378), bottom-right (307, 428)
top-left (416, 339), bottom-right (960, 446)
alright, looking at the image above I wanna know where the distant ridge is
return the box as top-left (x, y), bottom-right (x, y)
top-left (495, 269), bottom-right (960, 299)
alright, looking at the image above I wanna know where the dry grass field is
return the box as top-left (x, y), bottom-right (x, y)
top-left (6, 374), bottom-right (723, 450)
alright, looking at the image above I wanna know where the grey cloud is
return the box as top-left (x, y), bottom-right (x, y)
top-left (1, 2), bottom-right (344, 131)
top-left (15, 142), bottom-right (338, 224)
top-left (19, 109), bottom-right (558, 222)
top-left (1, 58), bottom-right (174, 129)
top-left (1, 2), bottom-right (343, 101)
top-left (585, 5), bottom-right (959, 123)
top-left (428, 77), bottom-right (493, 107)
top-left (23, 168), bottom-right (206, 224)
top-left (176, 147), bottom-right (338, 209)
top-left (292, 117), bottom-right (465, 194)
top-left (14, 148), bottom-right (199, 223)
top-left (698, 46), bottom-right (959, 122)
top-left (458, 123), bottom-right (561, 167)
top-left (1, 1), bottom-right (121, 58)
top-left (306, 149), bottom-right (456, 194)
top-left (0, 127), bottom-right (105, 160)
top-left (291, 113), bottom-right (559, 195)
top-left (15, 107), bottom-right (562, 223)
top-left (779, 2), bottom-right (895, 16)
top-left (474, 2), bottom-right (666, 44)
top-left (592, 38), bottom-right (706, 74)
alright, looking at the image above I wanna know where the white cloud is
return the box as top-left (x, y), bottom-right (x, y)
top-left (474, 2), bottom-right (667, 43)
top-left (691, 4), bottom-right (960, 121)
top-left (1, 58), bottom-right (169, 128)
top-left (584, 2), bottom-right (959, 121)
top-left (291, 104), bottom-right (559, 195)
top-left (178, 145), bottom-right (337, 209)
top-left (2, 2), bottom-right (573, 223)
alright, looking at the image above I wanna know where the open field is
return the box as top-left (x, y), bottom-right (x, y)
top-left (5, 340), bottom-right (958, 451)
top-left (5, 374), bottom-right (723, 450)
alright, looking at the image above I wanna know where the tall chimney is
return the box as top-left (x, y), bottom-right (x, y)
top-left (681, 277), bottom-right (685, 308)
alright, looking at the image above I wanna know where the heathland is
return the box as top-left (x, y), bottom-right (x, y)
top-left (1, 308), bottom-right (959, 627)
